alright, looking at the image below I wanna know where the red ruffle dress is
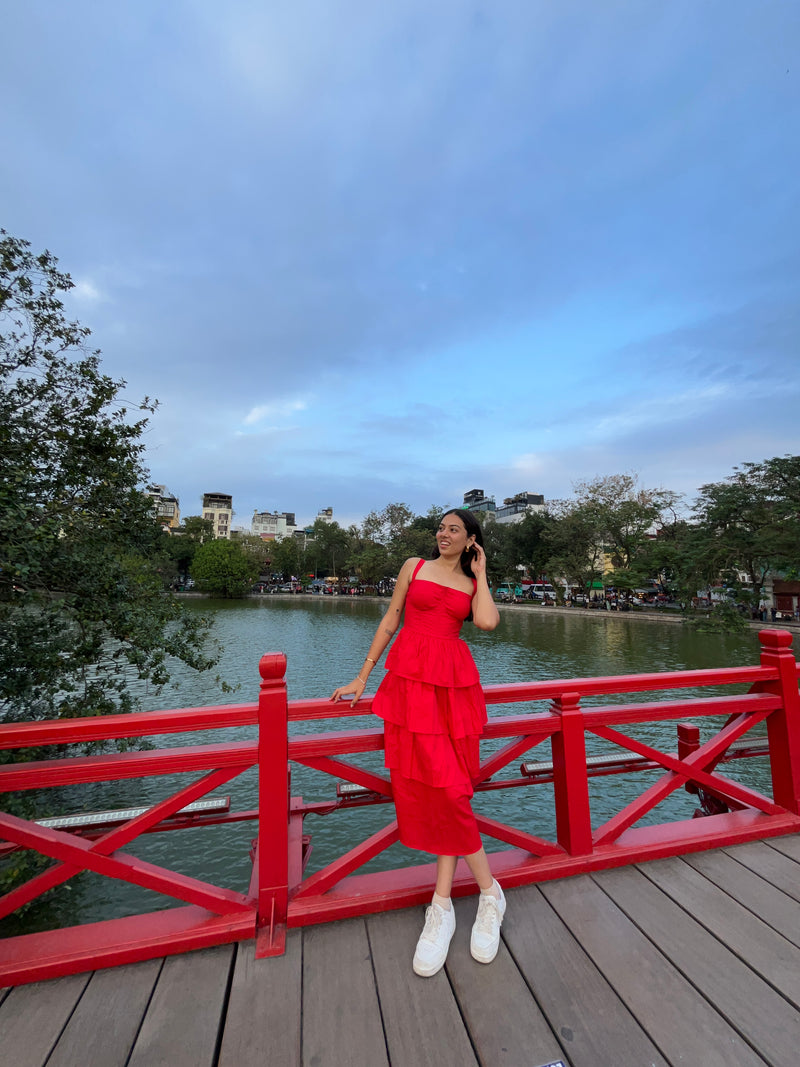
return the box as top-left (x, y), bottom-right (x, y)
top-left (372, 560), bottom-right (487, 855)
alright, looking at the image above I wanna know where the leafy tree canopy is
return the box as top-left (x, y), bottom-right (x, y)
top-left (190, 538), bottom-right (260, 597)
top-left (0, 232), bottom-right (219, 726)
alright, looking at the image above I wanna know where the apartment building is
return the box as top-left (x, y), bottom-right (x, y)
top-left (252, 510), bottom-right (297, 541)
top-left (147, 484), bottom-right (180, 530)
top-left (202, 492), bottom-right (233, 539)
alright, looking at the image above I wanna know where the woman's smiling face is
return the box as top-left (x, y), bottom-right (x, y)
top-left (436, 513), bottom-right (473, 556)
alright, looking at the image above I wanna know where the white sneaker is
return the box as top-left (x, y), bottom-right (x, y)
top-left (470, 882), bottom-right (506, 963)
top-left (412, 901), bottom-right (456, 977)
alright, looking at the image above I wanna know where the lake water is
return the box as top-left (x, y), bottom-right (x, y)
top-left (2, 597), bottom-right (779, 935)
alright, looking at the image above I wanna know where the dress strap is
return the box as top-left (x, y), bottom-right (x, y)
top-left (411, 559), bottom-right (425, 581)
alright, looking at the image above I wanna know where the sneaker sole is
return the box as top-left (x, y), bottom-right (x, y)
top-left (470, 941), bottom-right (500, 964)
top-left (412, 956), bottom-right (447, 977)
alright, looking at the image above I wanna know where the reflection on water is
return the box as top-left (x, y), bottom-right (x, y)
top-left (1, 599), bottom-right (778, 935)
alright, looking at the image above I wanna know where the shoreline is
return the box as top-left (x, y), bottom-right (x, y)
top-left (174, 591), bottom-right (799, 633)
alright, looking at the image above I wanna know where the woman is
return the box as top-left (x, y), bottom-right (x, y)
top-left (331, 509), bottom-right (503, 977)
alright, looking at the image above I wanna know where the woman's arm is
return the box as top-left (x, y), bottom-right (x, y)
top-left (469, 544), bottom-right (500, 631)
top-left (330, 556), bottom-right (419, 707)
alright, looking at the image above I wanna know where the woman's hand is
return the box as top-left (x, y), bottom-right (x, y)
top-left (470, 542), bottom-right (488, 578)
top-left (330, 676), bottom-right (367, 709)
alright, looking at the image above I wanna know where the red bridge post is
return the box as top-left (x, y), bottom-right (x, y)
top-left (550, 691), bottom-right (593, 856)
top-left (255, 652), bottom-right (289, 955)
top-left (759, 630), bottom-right (800, 814)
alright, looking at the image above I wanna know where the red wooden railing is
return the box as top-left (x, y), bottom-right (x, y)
top-left (1, 629), bottom-right (799, 986)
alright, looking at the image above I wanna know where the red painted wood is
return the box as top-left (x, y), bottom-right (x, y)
top-left (475, 734), bottom-right (550, 782)
top-left (296, 756), bottom-right (392, 798)
top-left (0, 703), bottom-right (259, 748)
top-left (0, 905), bottom-right (254, 986)
top-left (759, 629), bottom-right (800, 812)
top-left (551, 693), bottom-right (593, 855)
top-left (256, 653), bottom-right (290, 938)
top-left (0, 766), bottom-right (242, 920)
top-left (1, 628), bottom-right (798, 986)
top-left (292, 820), bottom-right (400, 899)
top-left (0, 740), bottom-right (257, 791)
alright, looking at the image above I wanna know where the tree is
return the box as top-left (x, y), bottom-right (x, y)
top-left (0, 232), bottom-right (219, 727)
top-left (161, 515), bottom-right (215, 578)
top-left (507, 511), bottom-right (554, 586)
top-left (268, 534), bottom-right (304, 581)
top-left (190, 539), bottom-right (260, 597)
top-left (693, 456), bottom-right (800, 605)
top-left (304, 518), bottom-right (351, 579)
top-left (544, 505), bottom-right (606, 595)
top-left (549, 475), bottom-right (679, 594)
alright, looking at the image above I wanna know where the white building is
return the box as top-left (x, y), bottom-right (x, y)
top-left (252, 510), bottom-right (297, 541)
top-left (495, 492), bottom-right (547, 524)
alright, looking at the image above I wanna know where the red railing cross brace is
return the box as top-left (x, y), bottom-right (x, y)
top-left (591, 710), bottom-right (778, 846)
top-left (0, 765), bottom-right (245, 921)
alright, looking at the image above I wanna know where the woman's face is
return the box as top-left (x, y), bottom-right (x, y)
top-left (436, 513), bottom-right (474, 556)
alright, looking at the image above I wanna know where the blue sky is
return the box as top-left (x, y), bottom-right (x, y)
top-left (3, 1), bottom-right (798, 529)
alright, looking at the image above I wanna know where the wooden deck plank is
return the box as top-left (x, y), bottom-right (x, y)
top-left (5, 841), bottom-right (800, 1066)
top-left (218, 934), bottom-right (302, 1067)
top-left (366, 907), bottom-right (478, 1067)
top-left (542, 874), bottom-right (764, 1067)
top-left (127, 944), bottom-right (235, 1067)
top-left (724, 840), bottom-right (800, 903)
top-left (639, 855), bottom-right (800, 1008)
top-left (686, 848), bottom-right (800, 950)
top-left (445, 895), bottom-right (565, 1067)
top-left (47, 958), bottom-right (162, 1067)
top-left (766, 833), bottom-right (800, 865)
top-left (0, 972), bottom-right (90, 1067)
top-left (502, 882), bottom-right (667, 1067)
top-left (302, 918), bottom-right (389, 1067)
top-left (598, 861), bottom-right (799, 1066)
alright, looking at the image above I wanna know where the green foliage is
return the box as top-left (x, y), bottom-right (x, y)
top-left (693, 457), bottom-right (800, 603)
top-left (163, 515), bottom-right (215, 575)
top-left (685, 599), bottom-right (748, 633)
top-left (0, 231), bottom-right (220, 730)
top-left (190, 538), bottom-right (261, 597)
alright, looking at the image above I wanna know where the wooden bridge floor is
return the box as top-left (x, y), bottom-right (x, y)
top-left (3, 836), bottom-right (800, 1067)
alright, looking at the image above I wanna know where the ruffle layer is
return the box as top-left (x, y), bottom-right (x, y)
top-left (383, 721), bottom-right (481, 790)
top-left (372, 672), bottom-right (487, 738)
top-left (384, 627), bottom-right (480, 687)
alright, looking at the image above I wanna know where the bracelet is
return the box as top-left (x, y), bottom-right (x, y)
top-left (357, 675), bottom-right (368, 685)
top-left (365, 656), bottom-right (376, 665)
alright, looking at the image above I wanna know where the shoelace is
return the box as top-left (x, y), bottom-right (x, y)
top-left (473, 894), bottom-right (501, 935)
top-left (421, 905), bottom-right (444, 942)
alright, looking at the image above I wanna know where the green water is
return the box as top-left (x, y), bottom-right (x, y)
top-left (2, 598), bottom-right (777, 935)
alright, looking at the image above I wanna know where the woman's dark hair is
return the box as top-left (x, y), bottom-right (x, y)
top-left (432, 508), bottom-right (486, 579)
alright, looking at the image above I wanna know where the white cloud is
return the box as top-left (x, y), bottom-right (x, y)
top-left (242, 397), bottom-right (310, 426)
top-left (71, 278), bottom-right (104, 302)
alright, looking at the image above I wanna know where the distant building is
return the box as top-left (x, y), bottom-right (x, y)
top-left (462, 489), bottom-right (496, 515)
top-left (147, 484), bottom-right (180, 530)
top-left (495, 491), bottom-right (546, 525)
top-left (317, 507), bottom-right (334, 523)
top-left (252, 510), bottom-right (297, 541)
top-left (202, 492), bottom-right (233, 539)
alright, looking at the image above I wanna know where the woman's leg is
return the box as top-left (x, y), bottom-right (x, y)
top-left (434, 854), bottom-right (457, 897)
top-left (434, 847), bottom-right (499, 896)
top-left (463, 846), bottom-right (498, 895)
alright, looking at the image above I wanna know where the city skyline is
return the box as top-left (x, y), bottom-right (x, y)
top-left (3, 3), bottom-right (798, 529)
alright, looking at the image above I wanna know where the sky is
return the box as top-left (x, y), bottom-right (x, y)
top-left (2, 1), bottom-right (799, 531)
